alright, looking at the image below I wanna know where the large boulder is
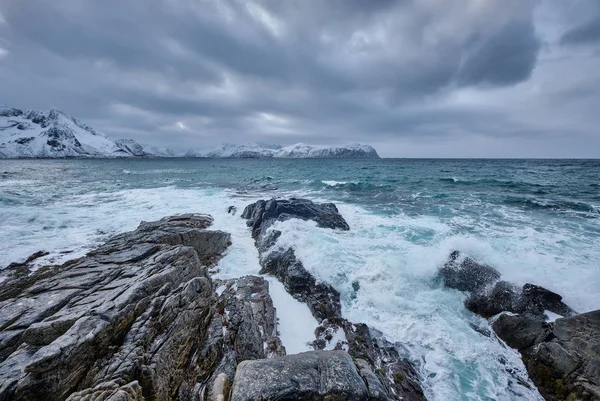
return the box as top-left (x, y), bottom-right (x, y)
top-left (494, 310), bottom-right (600, 400)
top-left (466, 282), bottom-right (576, 319)
top-left (241, 198), bottom-right (350, 238)
top-left (438, 251), bottom-right (500, 293)
top-left (0, 214), bottom-right (231, 401)
top-left (230, 351), bottom-right (378, 401)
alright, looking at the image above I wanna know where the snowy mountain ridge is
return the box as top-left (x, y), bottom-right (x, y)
top-left (1, 107), bottom-right (380, 159)
top-left (0, 107), bottom-right (149, 158)
top-left (196, 142), bottom-right (380, 158)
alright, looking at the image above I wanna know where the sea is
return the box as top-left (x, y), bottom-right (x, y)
top-left (1, 158), bottom-right (599, 401)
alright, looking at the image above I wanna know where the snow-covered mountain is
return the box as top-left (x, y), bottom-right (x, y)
top-left (198, 142), bottom-right (379, 158)
top-left (1, 107), bottom-right (380, 159)
top-left (0, 107), bottom-right (149, 158)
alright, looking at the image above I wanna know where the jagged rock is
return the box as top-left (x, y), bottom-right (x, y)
top-left (241, 198), bottom-right (350, 238)
top-left (465, 280), bottom-right (576, 319)
top-left (260, 247), bottom-right (341, 321)
top-left (313, 318), bottom-right (425, 401)
top-left (0, 214), bottom-right (231, 401)
top-left (66, 381), bottom-right (143, 401)
top-left (439, 251), bottom-right (500, 293)
top-left (230, 351), bottom-right (375, 401)
top-left (495, 310), bottom-right (600, 400)
top-left (241, 199), bottom-right (345, 322)
top-left (492, 314), bottom-right (552, 351)
top-left (241, 198), bottom-right (425, 401)
top-left (227, 206), bottom-right (237, 215)
top-left (196, 275), bottom-right (285, 401)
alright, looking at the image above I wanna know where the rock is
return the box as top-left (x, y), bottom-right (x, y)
top-left (227, 206), bottom-right (237, 215)
top-left (313, 318), bottom-right (425, 401)
top-left (241, 198), bottom-right (350, 238)
top-left (465, 281), bottom-right (576, 319)
top-left (0, 214), bottom-right (231, 401)
top-left (492, 313), bottom-right (551, 351)
top-left (210, 373), bottom-right (229, 401)
top-left (240, 198), bottom-right (425, 401)
top-left (242, 198), bottom-right (344, 322)
top-left (439, 251), bottom-right (500, 293)
top-left (519, 284), bottom-right (576, 318)
top-left (66, 381), bottom-right (143, 401)
top-left (196, 275), bottom-right (285, 401)
top-left (230, 351), bottom-right (372, 401)
top-left (465, 281), bottom-right (521, 318)
top-left (260, 247), bottom-right (341, 321)
top-left (495, 310), bottom-right (600, 400)
top-left (4, 251), bottom-right (49, 270)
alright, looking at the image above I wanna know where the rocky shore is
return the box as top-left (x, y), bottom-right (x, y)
top-left (439, 252), bottom-right (600, 400)
top-left (0, 198), bottom-right (598, 400)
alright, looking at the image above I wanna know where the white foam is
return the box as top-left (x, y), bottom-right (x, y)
top-left (269, 201), bottom-right (547, 400)
top-left (544, 310), bottom-right (563, 323)
top-left (323, 327), bottom-right (348, 351)
top-left (265, 277), bottom-right (318, 354)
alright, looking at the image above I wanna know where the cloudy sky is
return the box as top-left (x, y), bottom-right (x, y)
top-left (0, 0), bottom-right (599, 157)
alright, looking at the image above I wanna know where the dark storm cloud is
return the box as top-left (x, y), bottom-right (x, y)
top-left (0, 0), bottom-right (597, 157)
top-left (560, 13), bottom-right (600, 46)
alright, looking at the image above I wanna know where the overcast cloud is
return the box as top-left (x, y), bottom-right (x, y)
top-left (0, 0), bottom-right (599, 157)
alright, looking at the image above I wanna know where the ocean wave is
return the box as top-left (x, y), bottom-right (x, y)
top-left (320, 180), bottom-right (394, 191)
top-left (503, 196), bottom-right (599, 214)
top-left (121, 168), bottom-right (188, 175)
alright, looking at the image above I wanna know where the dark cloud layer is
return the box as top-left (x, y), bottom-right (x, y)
top-left (0, 0), bottom-right (599, 157)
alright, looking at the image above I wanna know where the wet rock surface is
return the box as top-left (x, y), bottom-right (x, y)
top-left (494, 310), bottom-right (600, 400)
top-left (313, 318), bottom-right (425, 401)
top-left (230, 351), bottom-right (374, 401)
top-left (241, 198), bottom-right (350, 239)
top-left (439, 251), bottom-right (599, 400)
top-left (440, 251), bottom-right (575, 320)
top-left (242, 198), bottom-right (426, 401)
top-left (0, 214), bottom-right (233, 401)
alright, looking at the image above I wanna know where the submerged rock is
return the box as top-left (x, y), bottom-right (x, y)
top-left (438, 251), bottom-right (501, 293)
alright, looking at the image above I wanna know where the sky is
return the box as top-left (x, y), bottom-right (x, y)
top-left (0, 0), bottom-right (599, 158)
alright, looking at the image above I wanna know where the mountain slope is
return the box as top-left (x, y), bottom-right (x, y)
top-left (0, 107), bottom-right (148, 158)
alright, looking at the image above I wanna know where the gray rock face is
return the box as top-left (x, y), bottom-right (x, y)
top-left (230, 351), bottom-right (375, 401)
top-left (260, 247), bottom-right (342, 321)
top-left (494, 310), bottom-right (600, 400)
top-left (242, 198), bottom-right (345, 322)
top-left (0, 214), bottom-right (231, 401)
top-left (199, 275), bottom-right (285, 400)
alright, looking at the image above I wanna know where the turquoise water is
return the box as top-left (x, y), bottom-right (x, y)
top-left (1, 158), bottom-right (599, 400)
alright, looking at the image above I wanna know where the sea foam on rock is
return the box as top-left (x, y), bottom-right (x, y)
top-left (241, 198), bottom-right (426, 401)
top-left (439, 251), bottom-right (599, 400)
